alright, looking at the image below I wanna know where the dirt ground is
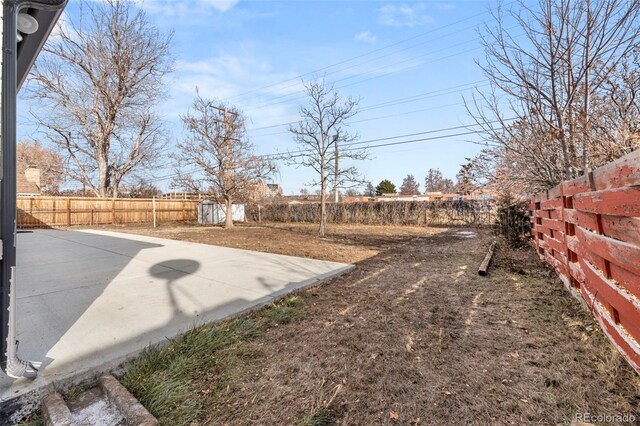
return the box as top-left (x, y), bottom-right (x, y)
top-left (101, 222), bottom-right (639, 425)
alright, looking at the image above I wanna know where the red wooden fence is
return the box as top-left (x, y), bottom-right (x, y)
top-left (530, 149), bottom-right (640, 373)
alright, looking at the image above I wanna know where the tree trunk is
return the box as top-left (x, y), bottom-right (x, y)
top-left (334, 138), bottom-right (339, 203)
top-left (319, 168), bottom-right (327, 237)
top-left (224, 197), bottom-right (233, 229)
top-left (98, 160), bottom-right (109, 197)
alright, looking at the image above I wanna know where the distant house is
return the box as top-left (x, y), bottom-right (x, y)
top-left (17, 167), bottom-right (41, 196)
top-left (342, 190), bottom-right (495, 204)
top-left (161, 191), bottom-right (207, 200)
top-left (283, 194), bottom-right (322, 204)
top-left (249, 181), bottom-right (283, 202)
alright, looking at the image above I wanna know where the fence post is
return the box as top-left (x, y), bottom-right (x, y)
top-left (90, 208), bottom-right (94, 226)
top-left (258, 205), bottom-right (261, 223)
top-left (112, 198), bottom-right (116, 224)
top-left (182, 200), bottom-right (186, 222)
top-left (66, 198), bottom-right (71, 227)
top-left (152, 197), bottom-right (157, 228)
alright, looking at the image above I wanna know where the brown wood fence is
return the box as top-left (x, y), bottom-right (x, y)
top-left (17, 197), bottom-right (200, 228)
top-left (530, 149), bottom-right (640, 374)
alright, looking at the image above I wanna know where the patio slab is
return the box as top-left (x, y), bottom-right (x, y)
top-left (0, 229), bottom-right (353, 423)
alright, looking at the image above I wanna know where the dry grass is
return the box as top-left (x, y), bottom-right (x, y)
top-left (96, 222), bottom-right (445, 264)
top-left (96, 223), bottom-right (640, 424)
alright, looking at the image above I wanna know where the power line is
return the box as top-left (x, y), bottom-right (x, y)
top-left (237, 23), bottom-right (521, 114)
top-left (350, 102), bottom-right (462, 124)
top-left (246, 80), bottom-right (489, 133)
top-left (242, 44), bottom-right (485, 112)
top-left (221, 8), bottom-right (496, 104)
top-left (341, 130), bottom-right (495, 153)
top-left (154, 131), bottom-right (497, 183)
top-left (359, 81), bottom-right (488, 112)
top-left (150, 123), bottom-right (503, 183)
top-left (241, 36), bottom-right (481, 111)
top-left (153, 134), bottom-right (481, 183)
top-left (259, 121), bottom-right (508, 159)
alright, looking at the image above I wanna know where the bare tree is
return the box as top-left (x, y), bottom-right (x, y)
top-left (29, 0), bottom-right (173, 198)
top-left (595, 48), bottom-right (640, 161)
top-left (467, 0), bottom-right (640, 191)
top-left (17, 140), bottom-right (65, 194)
top-left (424, 168), bottom-right (455, 193)
top-left (125, 179), bottom-right (162, 198)
top-left (287, 78), bottom-right (365, 236)
top-left (456, 161), bottom-right (478, 195)
top-left (364, 181), bottom-right (376, 197)
top-left (172, 92), bottom-right (275, 229)
top-left (344, 187), bottom-right (365, 197)
top-left (399, 174), bottom-right (420, 195)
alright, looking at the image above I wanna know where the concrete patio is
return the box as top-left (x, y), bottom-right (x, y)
top-left (0, 229), bottom-right (353, 421)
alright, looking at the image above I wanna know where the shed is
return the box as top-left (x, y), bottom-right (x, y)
top-left (197, 200), bottom-right (245, 225)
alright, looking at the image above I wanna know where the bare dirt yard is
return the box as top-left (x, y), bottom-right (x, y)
top-left (94, 223), bottom-right (639, 425)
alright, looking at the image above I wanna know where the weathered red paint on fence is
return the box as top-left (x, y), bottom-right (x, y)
top-left (530, 149), bottom-right (640, 374)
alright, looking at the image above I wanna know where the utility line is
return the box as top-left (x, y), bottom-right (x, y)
top-left (260, 120), bottom-right (511, 159)
top-left (241, 36), bottom-right (481, 110)
top-left (152, 128), bottom-right (496, 183)
top-left (242, 45), bottom-right (485, 112)
top-left (220, 8), bottom-right (497, 103)
top-left (252, 101), bottom-right (471, 138)
top-left (153, 118), bottom-right (514, 182)
top-left (246, 80), bottom-right (489, 132)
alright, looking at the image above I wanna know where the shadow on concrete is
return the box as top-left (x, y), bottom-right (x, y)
top-left (149, 259), bottom-right (202, 317)
top-left (0, 229), bottom-right (352, 424)
top-left (7, 230), bottom-right (162, 375)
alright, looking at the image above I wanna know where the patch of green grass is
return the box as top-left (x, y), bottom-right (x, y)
top-left (300, 407), bottom-right (337, 426)
top-left (121, 295), bottom-right (306, 424)
top-left (65, 382), bottom-right (95, 403)
top-left (17, 414), bottom-right (44, 426)
top-left (15, 296), bottom-right (308, 426)
top-left (265, 296), bottom-right (304, 325)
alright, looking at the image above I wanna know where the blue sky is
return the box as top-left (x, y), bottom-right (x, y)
top-left (19, 0), bottom-right (500, 195)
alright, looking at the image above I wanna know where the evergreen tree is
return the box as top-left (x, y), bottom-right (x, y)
top-left (375, 179), bottom-right (396, 195)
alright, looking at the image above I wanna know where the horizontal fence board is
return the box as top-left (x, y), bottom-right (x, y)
top-left (583, 284), bottom-right (640, 373)
top-left (568, 261), bottom-right (585, 284)
top-left (531, 149), bottom-right (640, 375)
top-left (548, 185), bottom-right (562, 199)
top-left (601, 216), bottom-right (640, 244)
top-left (545, 236), bottom-right (565, 254)
top-left (576, 226), bottom-right (640, 277)
top-left (541, 218), bottom-right (564, 231)
top-left (591, 148), bottom-right (640, 190)
top-left (573, 187), bottom-right (640, 217)
top-left (610, 262), bottom-right (640, 298)
top-left (541, 198), bottom-right (563, 210)
top-left (581, 259), bottom-right (640, 343)
top-left (562, 177), bottom-right (590, 196)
